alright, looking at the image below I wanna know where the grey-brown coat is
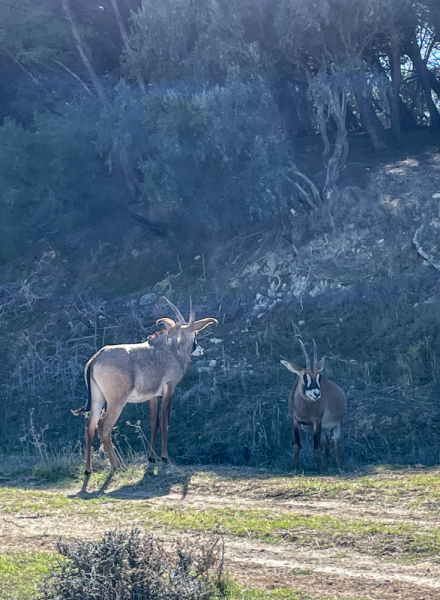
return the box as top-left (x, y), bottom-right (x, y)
top-left (73, 300), bottom-right (217, 475)
top-left (281, 342), bottom-right (347, 474)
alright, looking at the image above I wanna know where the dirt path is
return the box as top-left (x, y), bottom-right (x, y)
top-left (1, 507), bottom-right (439, 600)
top-left (1, 469), bottom-right (440, 600)
top-left (226, 539), bottom-right (440, 600)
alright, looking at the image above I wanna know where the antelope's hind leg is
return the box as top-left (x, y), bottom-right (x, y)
top-left (85, 380), bottom-right (105, 476)
top-left (333, 422), bottom-right (343, 473)
top-left (97, 396), bottom-right (126, 472)
top-left (321, 430), bottom-right (330, 475)
top-left (148, 397), bottom-right (159, 463)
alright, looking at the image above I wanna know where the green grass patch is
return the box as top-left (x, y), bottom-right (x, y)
top-left (29, 462), bottom-right (84, 485)
top-left (133, 505), bottom-right (440, 560)
top-left (0, 552), bottom-right (58, 600)
top-left (0, 485), bottom-right (110, 516)
top-left (223, 583), bottom-right (363, 600)
top-left (185, 467), bottom-right (440, 510)
top-left (225, 586), bottom-right (312, 600)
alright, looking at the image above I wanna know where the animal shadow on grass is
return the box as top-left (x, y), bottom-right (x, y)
top-left (73, 463), bottom-right (193, 501)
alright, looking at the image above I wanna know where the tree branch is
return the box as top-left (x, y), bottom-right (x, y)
top-left (61, 0), bottom-right (106, 103)
top-left (52, 58), bottom-right (93, 96)
top-left (412, 224), bottom-right (440, 271)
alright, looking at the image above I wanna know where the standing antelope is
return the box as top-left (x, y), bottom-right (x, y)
top-left (72, 299), bottom-right (218, 475)
top-left (281, 341), bottom-right (347, 474)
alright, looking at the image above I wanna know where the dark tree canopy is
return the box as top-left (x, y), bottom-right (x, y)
top-left (0, 0), bottom-right (440, 248)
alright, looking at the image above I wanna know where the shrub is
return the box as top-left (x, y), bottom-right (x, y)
top-left (97, 80), bottom-right (295, 237)
top-left (40, 529), bottom-right (225, 600)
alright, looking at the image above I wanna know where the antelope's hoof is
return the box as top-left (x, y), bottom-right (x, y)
top-left (84, 470), bottom-right (91, 477)
top-left (148, 456), bottom-right (156, 463)
top-left (161, 457), bottom-right (168, 464)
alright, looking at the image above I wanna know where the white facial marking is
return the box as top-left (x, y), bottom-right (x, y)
top-left (191, 345), bottom-right (204, 356)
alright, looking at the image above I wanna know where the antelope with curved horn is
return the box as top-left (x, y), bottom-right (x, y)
top-left (281, 340), bottom-right (347, 474)
top-left (72, 298), bottom-right (218, 475)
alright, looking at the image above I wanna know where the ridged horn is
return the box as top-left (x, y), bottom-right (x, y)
top-left (162, 297), bottom-right (186, 324)
top-left (189, 297), bottom-right (195, 326)
top-left (298, 339), bottom-right (311, 370)
top-left (313, 339), bottom-right (318, 369)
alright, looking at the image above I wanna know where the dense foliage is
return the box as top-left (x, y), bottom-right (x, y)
top-left (1, 0), bottom-right (440, 254)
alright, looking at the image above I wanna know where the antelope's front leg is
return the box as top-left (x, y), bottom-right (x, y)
top-left (313, 420), bottom-right (322, 474)
top-left (293, 417), bottom-right (301, 472)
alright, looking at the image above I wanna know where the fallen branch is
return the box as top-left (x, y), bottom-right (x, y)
top-left (2, 518), bottom-right (25, 528)
top-left (412, 224), bottom-right (440, 271)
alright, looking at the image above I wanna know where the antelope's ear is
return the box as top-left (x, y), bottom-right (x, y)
top-left (280, 360), bottom-right (302, 375)
top-left (193, 318), bottom-right (218, 332)
top-left (316, 357), bottom-right (325, 371)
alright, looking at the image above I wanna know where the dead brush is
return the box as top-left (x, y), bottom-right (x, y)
top-left (39, 528), bottom-right (225, 600)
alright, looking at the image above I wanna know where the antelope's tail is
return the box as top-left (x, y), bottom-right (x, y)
top-left (71, 361), bottom-right (93, 416)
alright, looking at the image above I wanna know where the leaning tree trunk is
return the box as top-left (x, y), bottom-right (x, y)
top-left (61, 0), bottom-right (106, 103)
top-left (405, 34), bottom-right (440, 131)
top-left (315, 88), bottom-right (349, 201)
top-left (389, 38), bottom-right (402, 139)
top-left (427, 70), bottom-right (440, 100)
top-left (354, 88), bottom-right (388, 152)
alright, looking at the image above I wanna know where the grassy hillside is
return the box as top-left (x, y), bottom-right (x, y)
top-left (1, 132), bottom-right (440, 469)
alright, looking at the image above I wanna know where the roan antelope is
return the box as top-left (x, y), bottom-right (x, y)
top-left (72, 299), bottom-right (218, 475)
top-left (281, 341), bottom-right (347, 474)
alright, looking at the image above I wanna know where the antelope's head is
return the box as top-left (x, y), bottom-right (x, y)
top-left (280, 340), bottom-right (325, 402)
top-left (156, 298), bottom-right (218, 355)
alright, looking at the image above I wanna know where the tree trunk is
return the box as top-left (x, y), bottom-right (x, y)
top-left (389, 38), bottom-right (401, 139)
top-left (399, 97), bottom-right (419, 132)
top-left (427, 70), bottom-right (440, 100)
top-left (315, 89), bottom-right (348, 201)
top-left (405, 34), bottom-right (440, 131)
top-left (354, 89), bottom-right (388, 152)
top-left (61, 0), bottom-right (106, 103)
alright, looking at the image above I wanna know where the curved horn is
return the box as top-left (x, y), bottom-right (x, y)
top-left (313, 339), bottom-right (318, 369)
top-left (162, 297), bottom-right (186, 324)
top-left (156, 317), bottom-right (175, 330)
top-left (298, 339), bottom-right (311, 370)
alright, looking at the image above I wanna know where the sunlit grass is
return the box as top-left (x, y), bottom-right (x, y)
top-left (0, 552), bottom-right (58, 600)
top-left (133, 505), bottom-right (440, 560)
top-left (224, 585), bottom-right (313, 600)
top-left (3, 457), bottom-right (440, 511)
top-left (0, 486), bottom-right (438, 561)
top-left (223, 580), bottom-right (364, 600)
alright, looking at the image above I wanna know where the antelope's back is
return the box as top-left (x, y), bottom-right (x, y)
top-left (321, 378), bottom-right (347, 421)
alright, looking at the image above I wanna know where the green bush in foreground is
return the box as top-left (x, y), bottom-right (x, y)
top-left (39, 529), bottom-right (224, 600)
